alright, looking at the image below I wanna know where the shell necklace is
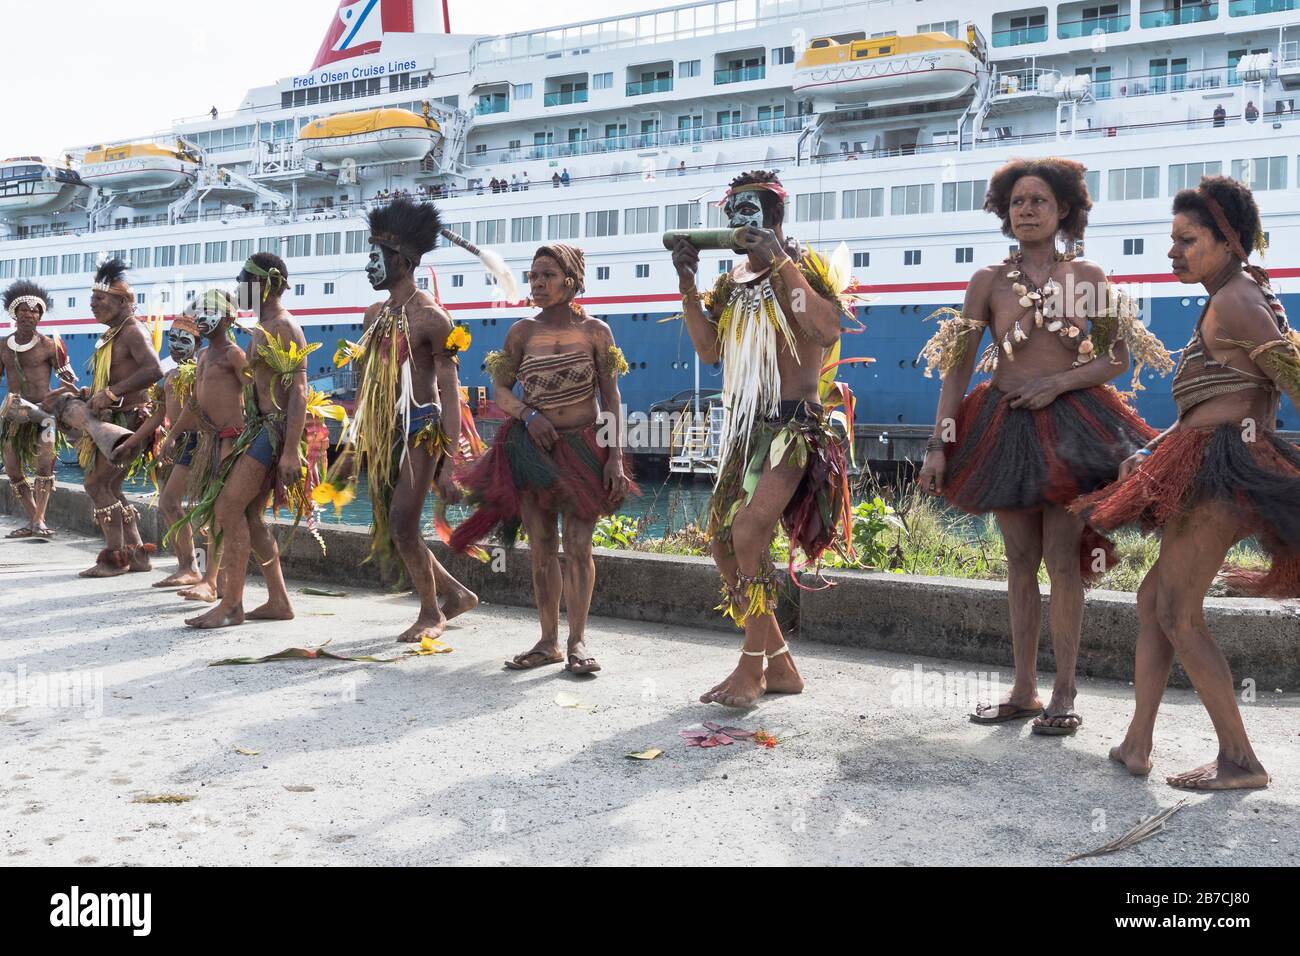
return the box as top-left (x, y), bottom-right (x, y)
top-left (1003, 250), bottom-right (1096, 366)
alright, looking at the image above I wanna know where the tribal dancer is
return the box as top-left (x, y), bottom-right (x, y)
top-left (672, 171), bottom-right (855, 707)
top-left (318, 197), bottom-right (479, 642)
top-left (917, 158), bottom-right (1171, 735)
top-left (114, 311), bottom-right (206, 588)
top-left (451, 243), bottom-right (633, 673)
top-left (1076, 176), bottom-right (1300, 790)
top-left (1, 280), bottom-right (75, 539)
top-left (181, 260), bottom-right (326, 629)
top-left (75, 259), bottom-right (163, 577)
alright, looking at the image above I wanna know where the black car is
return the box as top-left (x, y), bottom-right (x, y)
top-left (648, 388), bottom-right (722, 418)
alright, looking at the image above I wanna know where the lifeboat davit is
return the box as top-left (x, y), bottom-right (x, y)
top-left (0, 158), bottom-right (88, 220)
top-left (794, 24), bottom-right (986, 111)
top-left (298, 108), bottom-right (440, 166)
top-left (79, 142), bottom-right (199, 192)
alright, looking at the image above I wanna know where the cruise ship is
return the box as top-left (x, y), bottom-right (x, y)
top-left (3, 0), bottom-right (1299, 438)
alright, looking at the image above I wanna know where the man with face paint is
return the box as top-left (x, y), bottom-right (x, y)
top-left (67, 258), bottom-right (164, 577)
top-left (672, 170), bottom-right (853, 707)
top-left (112, 312), bottom-right (206, 587)
top-left (1, 280), bottom-right (76, 539)
top-left (326, 197), bottom-right (478, 642)
top-left (181, 258), bottom-right (311, 629)
top-left (917, 158), bottom-right (1170, 736)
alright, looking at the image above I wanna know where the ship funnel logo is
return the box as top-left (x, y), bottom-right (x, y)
top-left (333, 0), bottom-right (383, 53)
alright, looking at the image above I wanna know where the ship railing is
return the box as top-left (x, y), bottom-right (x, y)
top-left (465, 115), bottom-right (809, 166)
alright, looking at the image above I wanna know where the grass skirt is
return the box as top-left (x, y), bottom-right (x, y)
top-left (1073, 424), bottom-right (1300, 598)
top-left (942, 382), bottom-right (1157, 584)
top-left (450, 418), bottom-right (635, 551)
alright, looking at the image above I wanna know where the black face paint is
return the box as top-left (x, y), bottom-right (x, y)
top-left (724, 194), bottom-right (765, 230)
top-left (366, 245), bottom-right (400, 291)
top-left (195, 311), bottom-right (224, 338)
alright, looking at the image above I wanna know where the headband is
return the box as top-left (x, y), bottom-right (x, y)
top-left (169, 314), bottom-right (201, 336)
top-left (719, 181), bottom-right (789, 208)
top-left (90, 278), bottom-right (133, 301)
top-left (5, 296), bottom-right (46, 321)
top-left (533, 243), bottom-right (586, 295)
top-left (240, 257), bottom-right (287, 302)
top-left (1197, 186), bottom-right (1271, 286)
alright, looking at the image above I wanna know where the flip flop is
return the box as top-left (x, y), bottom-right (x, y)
top-left (32, 528), bottom-right (53, 540)
top-left (503, 649), bottom-right (564, 670)
top-left (564, 654), bottom-right (601, 675)
top-left (5, 528), bottom-right (34, 539)
top-left (969, 702), bottom-right (1045, 724)
top-left (1032, 712), bottom-right (1084, 736)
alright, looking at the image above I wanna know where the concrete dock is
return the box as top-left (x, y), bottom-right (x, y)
top-left (1, 515), bottom-right (1296, 866)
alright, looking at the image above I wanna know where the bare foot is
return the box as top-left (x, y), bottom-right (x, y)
top-left (248, 601), bottom-right (294, 621)
top-left (1109, 740), bottom-right (1153, 777)
top-left (440, 586), bottom-right (479, 623)
top-left (700, 658), bottom-right (766, 708)
top-left (155, 569), bottom-right (203, 588)
top-left (185, 604), bottom-right (245, 629)
top-left (1167, 756), bottom-right (1269, 791)
top-left (179, 582), bottom-right (219, 603)
top-left (763, 649), bottom-right (804, 695)
top-left (79, 562), bottom-right (129, 578)
top-left (397, 615), bottom-right (446, 643)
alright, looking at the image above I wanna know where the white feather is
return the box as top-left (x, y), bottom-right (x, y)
top-left (478, 248), bottom-right (520, 303)
top-left (828, 241), bottom-right (852, 295)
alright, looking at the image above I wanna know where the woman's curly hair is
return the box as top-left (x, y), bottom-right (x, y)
top-left (984, 157), bottom-right (1093, 243)
top-left (1172, 174), bottom-right (1263, 256)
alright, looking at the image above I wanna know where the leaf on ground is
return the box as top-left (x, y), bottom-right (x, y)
top-left (300, 587), bottom-right (348, 597)
top-left (132, 793), bottom-right (194, 804)
top-left (1066, 799), bottom-right (1190, 862)
top-left (283, 785), bottom-right (315, 793)
top-left (233, 747), bottom-right (260, 756)
top-left (626, 748), bottom-right (663, 760)
top-left (414, 636), bottom-right (452, 656)
top-left (555, 692), bottom-right (583, 708)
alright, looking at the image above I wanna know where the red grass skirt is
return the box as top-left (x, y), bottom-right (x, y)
top-left (943, 382), bottom-right (1157, 583)
top-left (449, 418), bottom-right (637, 551)
top-left (1073, 424), bottom-right (1300, 598)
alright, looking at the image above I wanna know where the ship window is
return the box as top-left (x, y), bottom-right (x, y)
top-left (0, 261), bottom-right (13, 280)
top-left (1231, 156), bottom-right (1287, 191)
top-left (635, 264), bottom-right (649, 278)
top-left (795, 191), bottom-right (836, 222)
top-left (1123, 238), bottom-right (1144, 256)
top-left (204, 241), bottom-right (228, 264)
top-left (548, 213), bottom-right (579, 240)
top-left (596, 266), bottom-right (610, 280)
top-left (956, 247), bottom-right (974, 263)
top-left (918, 21), bottom-right (960, 38)
top-left (475, 219), bottom-right (507, 245)
top-left (315, 232), bottom-right (341, 257)
top-left (904, 250), bottom-right (922, 266)
top-left (511, 216), bottom-right (543, 243)
top-left (324, 282), bottom-right (335, 295)
top-left (772, 46), bottom-right (795, 65)
top-left (452, 275), bottom-right (464, 288)
top-left (624, 206), bottom-right (658, 235)
top-left (678, 60), bottom-right (700, 78)
top-left (586, 209), bottom-right (619, 237)
top-left (593, 72), bottom-right (613, 90)
top-left (514, 83), bottom-right (533, 100)
top-left (1167, 161), bottom-right (1222, 195)
top-left (67, 297), bottom-right (75, 309)
top-left (941, 179), bottom-right (987, 213)
top-left (344, 230), bottom-right (368, 255)
top-left (854, 252), bottom-right (870, 268)
top-left (1107, 166), bottom-right (1159, 201)
top-left (18, 258), bottom-right (35, 277)
top-left (891, 183), bottom-right (935, 216)
top-left (663, 204), bottom-right (698, 231)
top-left (284, 234), bottom-right (311, 258)
top-left (61, 254), bottom-right (79, 274)
top-left (135, 293), bottom-right (146, 305)
top-left (179, 243), bottom-right (201, 266)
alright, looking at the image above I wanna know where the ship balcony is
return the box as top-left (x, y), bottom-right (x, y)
top-left (475, 97), bottom-right (510, 116)
top-left (626, 77), bottom-right (673, 96)
top-left (1229, 0), bottom-right (1299, 14)
top-left (626, 61), bottom-right (673, 97)
top-left (714, 65), bottom-right (766, 84)
top-left (991, 7), bottom-right (1049, 48)
top-left (544, 74), bottom-right (590, 107)
top-left (1139, 1), bottom-right (1218, 28)
top-left (1056, 3), bottom-right (1131, 39)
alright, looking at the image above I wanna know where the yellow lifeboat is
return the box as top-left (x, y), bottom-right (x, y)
top-left (0, 157), bottom-right (87, 219)
top-left (80, 142), bottom-right (199, 192)
top-left (298, 107), bottom-right (441, 166)
top-left (794, 24), bottom-right (986, 111)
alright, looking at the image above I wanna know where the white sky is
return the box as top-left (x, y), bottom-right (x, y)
top-left (0, 0), bottom-right (678, 160)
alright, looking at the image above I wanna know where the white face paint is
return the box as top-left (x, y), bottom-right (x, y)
top-left (365, 246), bottom-right (388, 290)
top-left (195, 310), bottom-right (224, 337)
top-left (724, 194), bottom-right (765, 230)
top-left (166, 329), bottom-right (198, 361)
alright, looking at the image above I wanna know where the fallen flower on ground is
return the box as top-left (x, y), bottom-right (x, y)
top-left (680, 721), bottom-right (755, 748)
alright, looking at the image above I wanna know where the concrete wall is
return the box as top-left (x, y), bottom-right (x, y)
top-left (5, 478), bottom-right (1298, 687)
